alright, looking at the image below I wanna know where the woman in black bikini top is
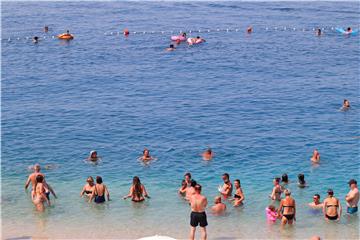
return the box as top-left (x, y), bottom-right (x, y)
top-left (323, 189), bottom-right (342, 221)
top-left (80, 176), bottom-right (95, 197)
top-left (279, 189), bottom-right (296, 225)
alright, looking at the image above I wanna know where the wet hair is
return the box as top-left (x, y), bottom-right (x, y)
top-left (298, 174), bottom-right (305, 184)
top-left (274, 177), bottom-right (280, 183)
top-left (190, 180), bottom-right (197, 187)
top-left (87, 176), bottom-right (94, 183)
top-left (314, 194), bottom-right (320, 199)
top-left (96, 176), bottom-right (103, 184)
top-left (194, 184), bottom-right (202, 192)
top-left (234, 179), bottom-right (241, 187)
top-left (184, 172), bottom-right (191, 178)
top-left (206, 148), bottom-right (212, 154)
top-left (143, 148), bottom-right (149, 154)
top-left (182, 32), bottom-right (187, 37)
top-left (34, 36), bottom-right (39, 40)
top-left (133, 176), bottom-right (142, 198)
top-left (181, 179), bottom-right (186, 186)
top-left (67, 30), bottom-right (70, 33)
top-left (170, 44), bottom-right (174, 48)
top-left (36, 175), bottom-right (44, 183)
top-left (223, 173), bottom-right (230, 179)
top-left (281, 174), bottom-right (288, 183)
top-left (327, 189), bottom-right (334, 196)
top-left (348, 179), bottom-right (357, 185)
top-left (268, 205), bottom-right (276, 211)
top-left (196, 36), bottom-right (200, 39)
top-left (347, 27), bottom-right (351, 31)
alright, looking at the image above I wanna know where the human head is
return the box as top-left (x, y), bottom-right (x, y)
top-left (190, 179), bottom-right (197, 188)
top-left (268, 205), bottom-right (276, 211)
top-left (34, 36), bottom-right (39, 40)
top-left (282, 174), bottom-right (288, 183)
top-left (214, 196), bottom-right (221, 204)
top-left (90, 150), bottom-right (97, 158)
top-left (182, 32), bottom-right (187, 37)
top-left (234, 179), bottom-right (241, 188)
top-left (313, 194), bottom-right (320, 203)
top-left (169, 44), bottom-right (174, 48)
top-left (143, 148), bottom-right (149, 156)
top-left (34, 164), bottom-right (41, 172)
top-left (194, 184), bottom-right (202, 193)
top-left (67, 30), bottom-right (69, 33)
top-left (196, 36), bottom-right (200, 39)
top-left (184, 172), bottom-right (191, 181)
top-left (87, 176), bottom-right (94, 184)
top-left (284, 189), bottom-right (291, 196)
top-left (96, 176), bottom-right (103, 184)
top-left (347, 27), bottom-right (351, 31)
top-left (298, 174), bottom-right (305, 184)
top-left (222, 173), bottom-right (230, 182)
top-left (206, 148), bottom-right (212, 154)
top-left (36, 174), bottom-right (44, 183)
top-left (327, 189), bottom-right (334, 196)
top-left (133, 176), bottom-right (141, 185)
top-left (348, 179), bottom-right (357, 189)
top-left (181, 179), bottom-right (186, 187)
top-left (274, 177), bottom-right (280, 185)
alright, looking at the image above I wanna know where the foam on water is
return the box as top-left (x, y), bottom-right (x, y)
top-left (2, 1), bottom-right (359, 239)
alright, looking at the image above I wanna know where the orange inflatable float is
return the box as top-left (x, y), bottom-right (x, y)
top-left (57, 33), bottom-right (74, 40)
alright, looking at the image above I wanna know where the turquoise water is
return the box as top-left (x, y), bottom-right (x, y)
top-left (2, 1), bottom-right (359, 239)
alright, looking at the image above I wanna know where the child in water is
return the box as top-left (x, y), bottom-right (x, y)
top-left (265, 205), bottom-right (278, 223)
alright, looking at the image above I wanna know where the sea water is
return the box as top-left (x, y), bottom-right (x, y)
top-left (1, 1), bottom-right (359, 239)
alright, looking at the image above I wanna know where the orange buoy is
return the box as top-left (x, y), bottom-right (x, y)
top-left (57, 33), bottom-right (74, 40)
top-left (123, 28), bottom-right (130, 36)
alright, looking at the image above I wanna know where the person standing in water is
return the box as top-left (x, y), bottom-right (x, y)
top-left (279, 189), bottom-right (296, 225)
top-left (89, 176), bottom-right (110, 203)
top-left (308, 194), bottom-right (323, 209)
top-left (25, 164), bottom-right (57, 199)
top-left (186, 180), bottom-right (197, 201)
top-left (211, 196), bottom-right (226, 214)
top-left (80, 176), bottom-right (95, 198)
top-left (123, 176), bottom-right (150, 202)
top-left (345, 179), bottom-right (359, 214)
top-left (323, 189), bottom-right (342, 221)
top-left (201, 148), bottom-right (214, 161)
top-left (189, 184), bottom-right (208, 240)
top-left (219, 173), bottom-right (232, 199)
top-left (232, 179), bottom-right (245, 206)
top-left (311, 149), bottom-right (320, 163)
top-left (270, 177), bottom-right (282, 201)
top-left (32, 175), bottom-right (51, 212)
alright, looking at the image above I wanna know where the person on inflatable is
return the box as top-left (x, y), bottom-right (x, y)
top-left (187, 36), bottom-right (206, 45)
top-left (345, 27), bottom-right (353, 34)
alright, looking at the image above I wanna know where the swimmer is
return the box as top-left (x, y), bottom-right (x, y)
top-left (323, 189), bottom-right (342, 221)
top-left (345, 179), bottom-right (359, 214)
top-left (316, 28), bottom-right (321, 36)
top-left (123, 28), bottom-right (130, 36)
top-left (139, 148), bottom-right (155, 161)
top-left (179, 180), bottom-right (187, 196)
top-left (247, 26), bottom-right (253, 33)
top-left (123, 176), bottom-right (150, 202)
top-left (201, 148), bottom-right (214, 161)
top-left (269, 177), bottom-right (282, 201)
top-left (298, 174), bottom-right (307, 188)
top-left (87, 150), bottom-right (101, 161)
top-left (25, 164), bottom-right (57, 199)
top-left (265, 205), bottom-right (278, 223)
top-left (211, 196), bottom-right (226, 214)
top-left (279, 189), bottom-right (296, 225)
top-left (89, 176), bottom-right (110, 203)
top-left (189, 184), bottom-right (208, 240)
top-left (219, 173), bottom-right (232, 199)
top-left (182, 32), bottom-right (187, 38)
top-left (186, 180), bottom-right (197, 201)
top-left (345, 27), bottom-right (353, 34)
top-left (33, 36), bottom-right (39, 43)
top-left (44, 26), bottom-right (49, 32)
top-left (281, 174), bottom-right (289, 185)
top-left (308, 194), bottom-right (324, 209)
top-left (80, 176), bottom-right (95, 198)
top-left (311, 149), bottom-right (320, 163)
top-left (187, 36), bottom-right (206, 45)
top-left (232, 179), bottom-right (245, 206)
top-left (166, 44), bottom-right (176, 51)
top-left (341, 99), bottom-right (350, 111)
top-left (32, 175), bottom-right (50, 212)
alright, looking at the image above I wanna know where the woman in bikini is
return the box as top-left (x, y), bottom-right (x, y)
top-left (232, 179), bottom-right (245, 206)
top-left (123, 176), bottom-right (150, 202)
top-left (278, 189), bottom-right (296, 225)
top-left (32, 175), bottom-right (50, 212)
top-left (270, 177), bottom-right (282, 201)
top-left (80, 176), bottom-right (95, 198)
top-left (323, 189), bottom-right (342, 221)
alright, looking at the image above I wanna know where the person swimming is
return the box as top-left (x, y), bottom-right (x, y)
top-left (281, 174), bottom-right (289, 185)
top-left (341, 99), bottom-right (350, 111)
top-left (345, 179), bottom-right (359, 214)
top-left (308, 194), bottom-right (324, 209)
top-left (211, 196), bottom-right (226, 214)
top-left (298, 174), bottom-right (307, 188)
top-left (279, 189), bottom-right (296, 225)
top-left (187, 36), bottom-right (206, 45)
top-left (345, 27), bottom-right (353, 34)
top-left (311, 149), bottom-right (320, 163)
top-left (232, 179), bottom-right (245, 206)
top-left (44, 26), bottom-right (49, 32)
top-left (201, 148), bottom-right (214, 161)
top-left (323, 189), bottom-right (342, 221)
top-left (247, 26), bottom-right (253, 33)
top-left (139, 148), bottom-right (154, 161)
top-left (316, 28), bottom-right (321, 36)
top-left (87, 150), bottom-right (101, 161)
top-left (270, 177), bottom-right (282, 201)
top-left (123, 176), bottom-right (150, 202)
top-left (89, 176), bottom-right (110, 203)
top-left (166, 44), bottom-right (176, 51)
top-left (80, 176), bottom-right (95, 198)
top-left (33, 36), bottom-right (39, 43)
top-left (265, 205), bottom-right (278, 223)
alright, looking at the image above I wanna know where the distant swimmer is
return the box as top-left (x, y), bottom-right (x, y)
top-left (281, 174), bottom-right (289, 185)
top-left (44, 26), bottom-right (49, 32)
top-left (340, 99), bottom-right (350, 111)
top-left (25, 164), bottom-right (57, 199)
top-left (80, 176), bottom-right (95, 198)
top-left (316, 28), bottom-right (322, 36)
top-left (219, 173), bottom-right (232, 199)
top-left (279, 189), bottom-right (296, 225)
top-left (123, 176), bottom-right (150, 202)
top-left (166, 44), bottom-right (176, 51)
top-left (123, 28), bottom-right (130, 36)
top-left (345, 179), bottom-right (359, 214)
top-left (87, 150), bottom-right (101, 162)
top-left (232, 179), bottom-right (245, 206)
top-left (308, 194), bottom-right (324, 209)
top-left (211, 196), bottom-right (226, 214)
top-left (187, 36), bottom-right (206, 45)
top-left (298, 174), bottom-right (307, 188)
top-left (311, 149), bottom-right (320, 163)
top-left (201, 148), bottom-right (214, 161)
top-left (32, 175), bottom-right (51, 212)
top-left (265, 205), bottom-right (279, 223)
top-left (345, 27), bottom-right (353, 34)
top-left (323, 189), bottom-right (342, 221)
top-left (189, 184), bottom-right (208, 240)
top-left (186, 180), bottom-right (197, 201)
top-left (58, 30), bottom-right (74, 40)
top-left (269, 177), bottom-right (282, 201)
top-left (33, 36), bottom-right (39, 43)
top-left (247, 26), bottom-right (253, 33)
top-left (89, 176), bottom-right (110, 203)
top-left (139, 148), bottom-right (155, 161)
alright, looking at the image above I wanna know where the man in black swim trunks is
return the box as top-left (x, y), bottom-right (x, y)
top-left (189, 184), bottom-right (208, 240)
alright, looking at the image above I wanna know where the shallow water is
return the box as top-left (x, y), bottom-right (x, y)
top-left (1, 1), bottom-right (360, 239)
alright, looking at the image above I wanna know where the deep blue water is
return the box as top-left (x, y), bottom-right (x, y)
top-left (2, 1), bottom-right (360, 239)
